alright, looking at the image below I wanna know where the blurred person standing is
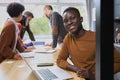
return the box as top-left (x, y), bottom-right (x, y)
top-left (44, 5), bottom-right (68, 49)
top-left (20, 11), bottom-right (35, 42)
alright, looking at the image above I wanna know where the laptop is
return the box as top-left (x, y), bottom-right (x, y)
top-left (32, 66), bottom-right (73, 80)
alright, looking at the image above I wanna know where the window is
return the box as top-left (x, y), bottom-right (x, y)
top-left (0, 0), bottom-right (90, 37)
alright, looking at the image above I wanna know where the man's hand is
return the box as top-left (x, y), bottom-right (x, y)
top-left (76, 68), bottom-right (94, 80)
top-left (67, 64), bottom-right (95, 80)
top-left (13, 54), bottom-right (22, 60)
top-left (44, 46), bottom-right (55, 50)
top-left (44, 43), bottom-right (52, 46)
top-left (24, 47), bottom-right (34, 52)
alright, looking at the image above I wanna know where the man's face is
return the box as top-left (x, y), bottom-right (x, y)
top-left (44, 7), bottom-right (50, 19)
top-left (63, 11), bottom-right (81, 34)
top-left (25, 16), bottom-right (32, 26)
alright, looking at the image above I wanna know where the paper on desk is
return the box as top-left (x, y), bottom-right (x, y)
top-left (30, 54), bottom-right (54, 64)
top-left (34, 46), bottom-right (56, 53)
top-left (20, 52), bottom-right (35, 58)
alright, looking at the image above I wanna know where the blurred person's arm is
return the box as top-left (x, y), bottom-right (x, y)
top-left (52, 26), bottom-right (58, 48)
top-left (50, 12), bottom-right (59, 48)
top-left (26, 24), bottom-right (35, 41)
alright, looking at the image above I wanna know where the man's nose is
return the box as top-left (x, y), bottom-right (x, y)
top-left (67, 20), bottom-right (72, 25)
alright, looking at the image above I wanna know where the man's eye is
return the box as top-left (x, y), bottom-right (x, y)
top-left (70, 16), bottom-right (75, 20)
top-left (64, 20), bottom-right (67, 23)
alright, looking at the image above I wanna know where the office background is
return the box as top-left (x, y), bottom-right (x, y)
top-left (0, 0), bottom-right (96, 36)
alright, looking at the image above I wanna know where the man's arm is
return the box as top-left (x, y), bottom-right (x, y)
top-left (50, 12), bottom-right (60, 48)
top-left (26, 24), bottom-right (35, 41)
top-left (52, 26), bottom-right (58, 48)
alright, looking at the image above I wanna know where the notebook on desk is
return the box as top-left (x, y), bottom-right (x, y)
top-left (32, 66), bottom-right (73, 80)
top-left (20, 52), bottom-right (35, 58)
top-left (31, 54), bottom-right (54, 65)
top-left (34, 46), bottom-right (56, 53)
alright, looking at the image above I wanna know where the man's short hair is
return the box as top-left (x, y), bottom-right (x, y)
top-left (24, 11), bottom-right (34, 18)
top-left (44, 5), bottom-right (53, 10)
top-left (63, 7), bottom-right (81, 18)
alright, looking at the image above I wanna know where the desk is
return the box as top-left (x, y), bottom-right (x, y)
top-left (0, 59), bottom-right (37, 80)
top-left (114, 43), bottom-right (120, 52)
top-left (114, 43), bottom-right (120, 47)
top-left (0, 48), bottom-right (85, 80)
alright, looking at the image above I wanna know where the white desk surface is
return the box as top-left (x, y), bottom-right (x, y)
top-left (0, 47), bottom-right (85, 80)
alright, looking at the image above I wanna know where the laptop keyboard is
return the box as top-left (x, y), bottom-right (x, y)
top-left (38, 68), bottom-right (58, 80)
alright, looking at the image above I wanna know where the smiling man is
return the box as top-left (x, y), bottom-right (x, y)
top-left (56, 7), bottom-right (96, 80)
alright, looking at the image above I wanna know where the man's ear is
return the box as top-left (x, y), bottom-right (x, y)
top-left (80, 16), bottom-right (83, 22)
